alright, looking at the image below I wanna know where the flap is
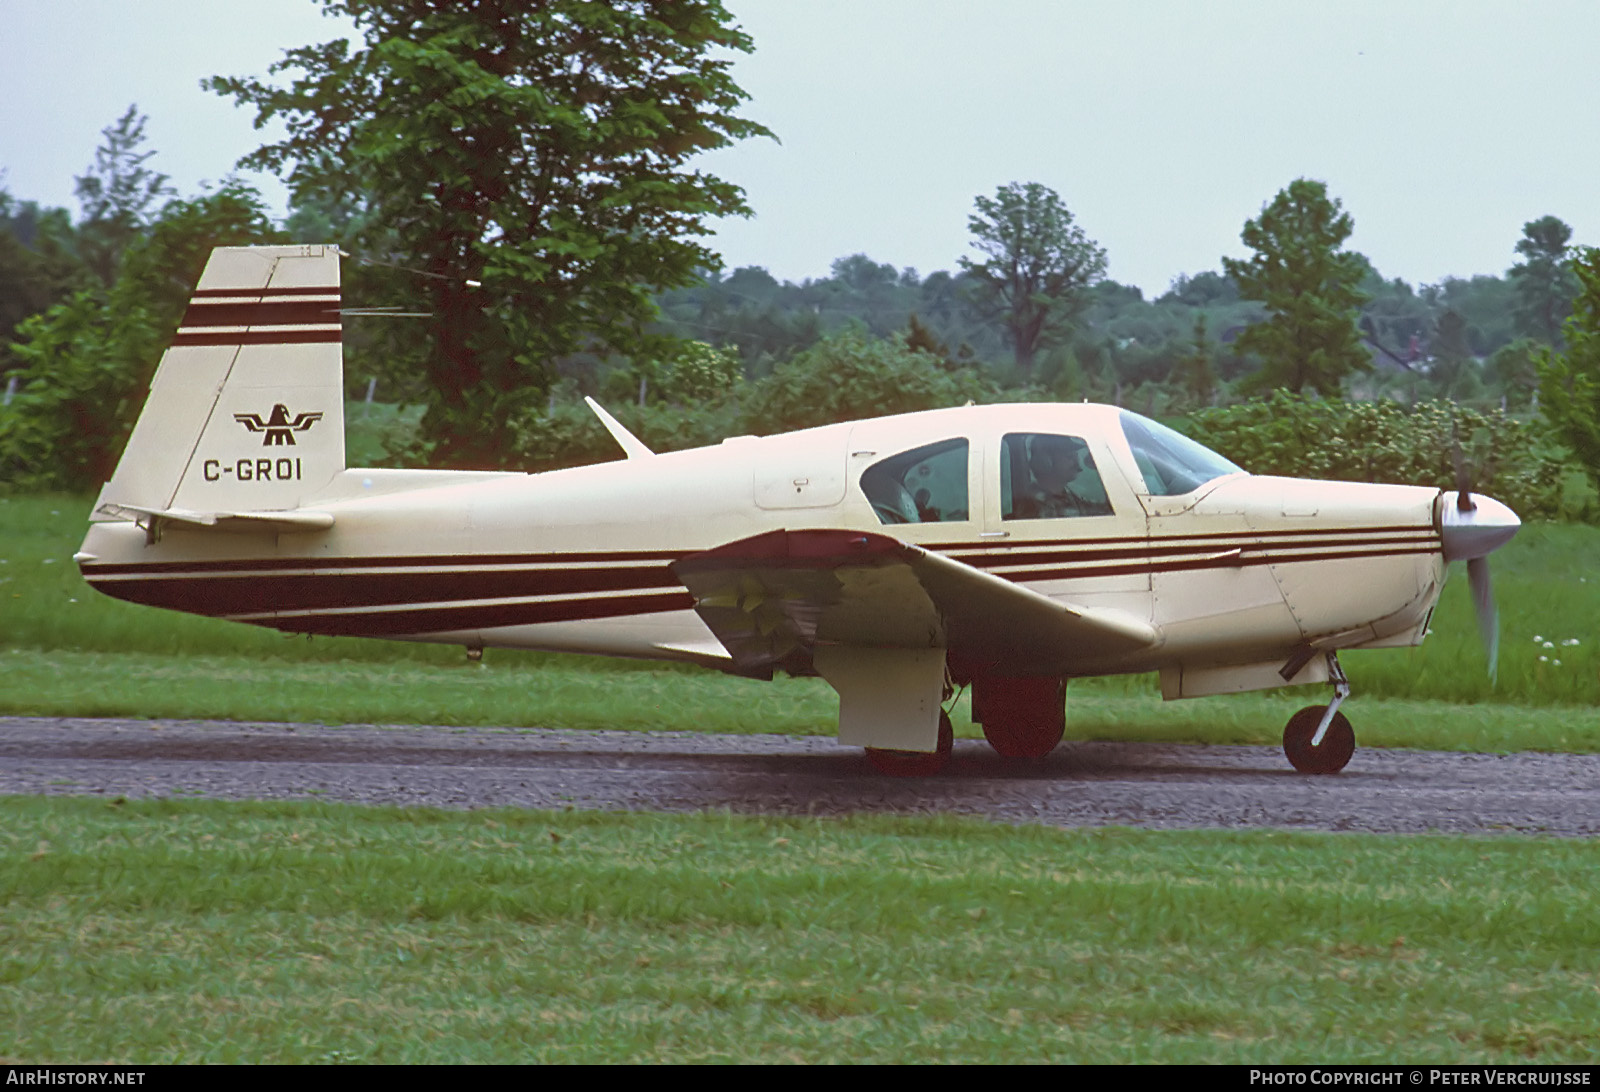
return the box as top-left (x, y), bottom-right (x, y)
top-left (670, 529), bottom-right (1158, 677)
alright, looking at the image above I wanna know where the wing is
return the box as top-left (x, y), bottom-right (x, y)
top-left (289, 412), bottom-right (324, 431)
top-left (670, 529), bottom-right (1158, 678)
top-left (233, 414), bottom-right (264, 432)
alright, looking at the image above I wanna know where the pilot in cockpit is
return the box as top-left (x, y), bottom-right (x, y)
top-left (1019, 434), bottom-right (1113, 518)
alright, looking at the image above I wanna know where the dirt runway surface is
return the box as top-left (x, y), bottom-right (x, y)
top-left (1, 716), bottom-right (1596, 836)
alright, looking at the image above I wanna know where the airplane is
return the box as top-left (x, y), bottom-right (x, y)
top-left (74, 244), bottom-right (1522, 776)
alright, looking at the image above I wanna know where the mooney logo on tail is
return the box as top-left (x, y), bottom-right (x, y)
top-left (235, 404), bottom-right (323, 446)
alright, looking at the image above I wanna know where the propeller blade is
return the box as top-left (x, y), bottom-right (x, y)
top-left (1467, 555), bottom-right (1499, 685)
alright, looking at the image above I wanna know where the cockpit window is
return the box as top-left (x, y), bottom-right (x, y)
top-left (1002, 433), bottom-right (1114, 519)
top-left (1119, 410), bottom-right (1244, 496)
top-left (861, 438), bottom-right (968, 524)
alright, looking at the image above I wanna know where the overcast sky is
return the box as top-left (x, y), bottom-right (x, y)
top-left (2, 0), bottom-right (1596, 296)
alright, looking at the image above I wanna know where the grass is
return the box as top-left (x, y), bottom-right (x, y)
top-left (4, 648), bottom-right (1598, 755)
top-left (1, 797), bottom-right (1596, 1064)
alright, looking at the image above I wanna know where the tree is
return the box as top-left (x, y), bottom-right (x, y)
top-left (1536, 247), bottom-right (1600, 500)
top-left (1429, 308), bottom-right (1474, 393)
top-left (1172, 313), bottom-right (1217, 407)
top-left (207, 0), bottom-right (771, 468)
top-left (739, 331), bottom-right (995, 435)
top-left (1489, 337), bottom-right (1541, 410)
top-left (1188, 393), bottom-right (1564, 521)
top-left (0, 185), bottom-right (280, 491)
top-left (73, 105), bottom-right (174, 286)
top-left (960, 182), bottom-right (1107, 381)
top-left (1511, 215), bottom-right (1580, 346)
top-left (0, 190), bottom-right (87, 374)
top-left (1159, 270), bottom-right (1239, 307)
top-left (1222, 179), bottom-right (1371, 396)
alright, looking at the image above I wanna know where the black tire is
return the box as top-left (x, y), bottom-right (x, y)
top-left (1283, 705), bottom-right (1355, 774)
top-left (867, 711), bottom-right (954, 777)
top-left (975, 676), bottom-right (1066, 759)
top-left (980, 715), bottom-right (1064, 759)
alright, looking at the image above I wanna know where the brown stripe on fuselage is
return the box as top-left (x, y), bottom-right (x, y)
top-left (83, 534), bottom-right (1442, 638)
top-left (996, 543), bottom-right (1441, 584)
top-left (928, 523), bottom-right (1438, 554)
top-left (85, 562), bottom-right (681, 615)
top-left (262, 590), bottom-right (696, 637)
top-left (78, 527), bottom-right (1433, 580)
top-left (950, 532), bottom-right (1439, 570)
top-left (80, 548), bottom-right (689, 577)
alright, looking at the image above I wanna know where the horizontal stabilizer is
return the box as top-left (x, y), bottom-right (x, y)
top-left (671, 529), bottom-right (1158, 676)
top-left (97, 503), bottom-right (334, 535)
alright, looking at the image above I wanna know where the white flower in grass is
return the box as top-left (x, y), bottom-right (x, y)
top-left (1563, 638), bottom-right (1580, 647)
top-left (1543, 640), bottom-right (1555, 649)
top-left (1539, 655), bottom-right (1549, 663)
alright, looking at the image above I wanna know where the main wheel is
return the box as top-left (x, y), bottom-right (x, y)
top-left (866, 711), bottom-right (954, 777)
top-left (975, 676), bottom-right (1065, 759)
top-left (1282, 705), bottom-right (1355, 774)
top-left (981, 715), bottom-right (1064, 759)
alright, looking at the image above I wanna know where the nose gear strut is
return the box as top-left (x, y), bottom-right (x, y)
top-left (1281, 652), bottom-right (1356, 774)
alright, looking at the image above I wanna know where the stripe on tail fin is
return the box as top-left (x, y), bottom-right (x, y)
top-left (93, 245), bottom-right (345, 529)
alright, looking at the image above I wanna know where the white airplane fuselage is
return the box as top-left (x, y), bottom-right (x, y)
top-left (80, 402), bottom-right (1446, 695)
top-left (74, 245), bottom-right (1518, 772)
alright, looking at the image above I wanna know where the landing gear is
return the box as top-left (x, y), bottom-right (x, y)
top-left (1282, 652), bottom-right (1355, 774)
top-left (866, 710), bottom-right (953, 777)
top-left (973, 676), bottom-right (1066, 759)
top-left (1283, 705), bottom-right (1355, 773)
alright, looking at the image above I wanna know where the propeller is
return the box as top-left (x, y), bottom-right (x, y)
top-left (1442, 426), bottom-right (1517, 684)
top-left (1467, 556), bottom-right (1499, 685)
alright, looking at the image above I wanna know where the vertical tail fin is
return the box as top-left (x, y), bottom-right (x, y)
top-left (94, 245), bottom-right (345, 523)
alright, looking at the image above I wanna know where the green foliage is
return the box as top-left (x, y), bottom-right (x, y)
top-left (1537, 247), bottom-right (1600, 500)
top-left (1490, 338), bottom-right (1542, 410)
top-left (0, 185), bottom-right (280, 491)
top-left (1188, 392), bottom-right (1566, 520)
top-left (601, 339), bottom-right (742, 409)
top-left (961, 181), bottom-right (1107, 379)
top-left (738, 331), bottom-right (997, 435)
top-left (1512, 215), bottom-right (1580, 345)
top-left (208, 0), bottom-right (771, 469)
top-left (654, 261), bottom-right (1004, 382)
top-left (1171, 313), bottom-right (1218, 408)
top-left (1223, 179), bottom-right (1372, 396)
top-left (71, 105), bottom-right (175, 287)
top-left (0, 197), bottom-right (87, 376)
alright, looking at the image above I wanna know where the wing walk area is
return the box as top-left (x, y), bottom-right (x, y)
top-left (79, 524), bottom-right (1439, 638)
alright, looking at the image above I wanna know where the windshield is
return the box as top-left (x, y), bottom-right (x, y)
top-left (1118, 411), bottom-right (1244, 496)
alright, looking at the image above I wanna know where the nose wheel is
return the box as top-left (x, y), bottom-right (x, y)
top-left (1282, 652), bottom-right (1355, 774)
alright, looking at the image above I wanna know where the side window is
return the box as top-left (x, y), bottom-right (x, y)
top-left (861, 439), bottom-right (969, 524)
top-left (1002, 433), bottom-right (1114, 520)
